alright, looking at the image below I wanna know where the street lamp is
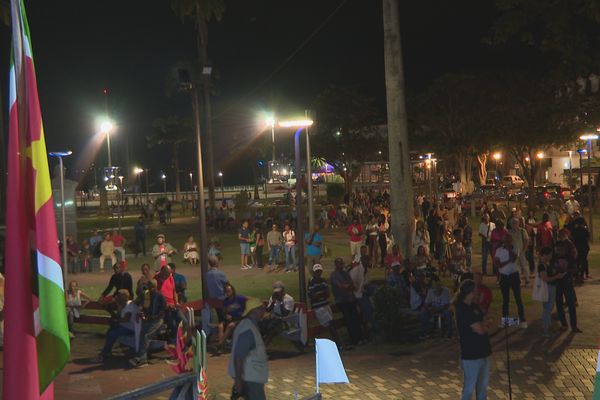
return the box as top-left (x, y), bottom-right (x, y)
top-left (567, 150), bottom-right (573, 189)
top-left (265, 114), bottom-right (276, 177)
top-left (536, 152), bottom-right (545, 184)
top-left (278, 118), bottom-right (314, 303)
top-left (161, 173), bottom-right (167, 193)
top-left (99, 119), bottom-right (114, 167)
top-left (580, 133), bottom-right (598, 242)
top-left (493, 152), bottom-right (502, 179)
top-left (49, 150), bottom-right (72, 289)
top-left (218, 171), bottom-right (225, 203)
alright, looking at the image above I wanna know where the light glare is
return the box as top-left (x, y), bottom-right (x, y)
top-left (278, 119), bottom-right (314, 128)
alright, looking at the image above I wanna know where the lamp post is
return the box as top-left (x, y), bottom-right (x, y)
top-left (118, 175), bottom-right (124, 233)
top-left (580, 134), bottom-right (598, 242)
top-left (265, 115), bottom-right (276, 180)
top-left (100, 120), bottom-right (114, 168)
top-left (161, 173), bottom-right (167, 193)
top-left (218, 172), bottom-right (225, 203)
top-left (536, 152), bottom-right (545, 184)
top-left (567, 150), bottom-right (573, 189)
top-left (49, 150), bottom-right (72, 289)
top-left (493, 152), bottom-right (502, 180)
top-left (279, 119), bottom-right (314, 303)
top-left (577, 149), bottom-right (586, 188)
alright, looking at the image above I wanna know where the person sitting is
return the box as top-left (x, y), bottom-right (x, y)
top-left (217, 283), bottom-right (247, 354)
top-left (112, 229), bottom-right (126, 262)
top-left (208, 238), bottom-right (223, 261)
top-left (384, 244), bottom-right (403, 272)
top-left (136, 263), bottom-right (152, 299)
top-left (410, 245), bottom-right (432, 271)
top-left (93, 289), bottom-right (138, 363)
top-left (99, 233), bottom-right (117, 272)
top-left (100, 261), bottom-right (133, 301)
top-left (183, 235), bottom-right (199, 265)
top-left (129, 281), bottom-right (166, 368)
top-left (419, 279), bottom-right (452, 339)
top-left (66, 280), bottom-right (90, 338)
top-left (262, 281), bottom-right (296, 346)
top-left (409, 272), bottom-right (428, 313)
top-left (171, 263), bottom-right (188, 304)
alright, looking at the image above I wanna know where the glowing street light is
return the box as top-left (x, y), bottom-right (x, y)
top-left (161, 173), bottom-right (167, 193)
top-left (98, 118), bottom-right (114, 167)
top-left (536, 151), bottom-right (545, 159)
top-left (493, 152), bottom-right (502, 160)
top-left (278, 119), bottom-right (314, 128)
top-left (218, 171), bottom-right (224, 202)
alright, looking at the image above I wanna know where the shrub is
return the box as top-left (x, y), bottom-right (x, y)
top-left (373, 285), bottom-right (409, 341)
top-left (326, 183), bottom-right (345, 205)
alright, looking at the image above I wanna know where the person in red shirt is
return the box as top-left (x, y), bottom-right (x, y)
top-left (536, 213), bottom-right (554, 252)
top-left (111, 229), bottom-right (126, 262)
top-left (347, 217), bottom-right (364, 259)
top-left (154, 265), bottom-right (181, 343)
top-left (473, 272), bottom-right (492, 315)
top-left (327, 206), bottom-right (338, 229)
top-left (384, 244), bottom-right (403, 274)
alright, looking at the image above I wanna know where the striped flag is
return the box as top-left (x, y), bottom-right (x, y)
top-left (594, 350), bottom-right (600, 400)
top-left (3, 1), bottom-right (70, 399)
top-left (197, 366), bottom-right (209, 400)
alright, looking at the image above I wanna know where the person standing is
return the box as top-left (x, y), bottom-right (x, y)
top-left (134, 217), bottom-right (146, 257)
top-left (330, 258), bottom-right (363, 346)
top-left (538, 246), bottom-right (564, 337)
top-left (412, 220), bottom-right (431, 256)
top-left (490, 220), bottom-right (508, 276)
top-left (307, 264), bottom-right (341, 347)
top-left (305, 223), bottom-right (323, 268)
top-left (228, 306), bottom-right (269, 400)
top-left (266, 224), bottom-right (283, 270)
top-left (454, 279), bottom-right (492, 400)
top-left (283, 224), bottom-right (297, 273)
top-left (238, 220), bottom-right (252, 270)
top-left (254, 227), bottom-right (265, 269)
top-left (494, 235), bottom-right (527, 328)
top-left (152, 234), bottom-right (176, 271)
top-left (459, 216), bottom-right (473, 270)
top-left (565, 195), bottom-right (581, 216)
top-left (509, 217), bottom-right (530, 286)
top-left (99, 233), bottom-right (117, 272)
top-left (377, 215), bottom-right (388, 267)
top-left (571, 217), bottom-right (591, 281)
top-left (553, 240), bottom-right (582, 333)
top-left (536, 214), bottom-right (554, 252)
top-left (347, 217), bottom-right (364, 258)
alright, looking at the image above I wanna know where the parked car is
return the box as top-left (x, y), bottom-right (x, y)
top-left (574, 185), bottom-right (598, 207)
top-left (527, 184), bottom-right (566, 206)
top-left (501, 175), bottom-right (525, 188)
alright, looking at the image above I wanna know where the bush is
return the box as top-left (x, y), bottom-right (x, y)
top-left (326, 183), bottom-right (345, 205)
top-left (373, 285), bottom-right (409, 341)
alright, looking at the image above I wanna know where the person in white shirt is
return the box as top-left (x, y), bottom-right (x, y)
top-left (478, 214), bottom-right (495, 276)
top-left (565, 195), bottom-right (581, 216)
top-left (266, 281), bottom-right (294, 317)
top-left (419, 279), bottom-right (453, 339)
top-left (494, 235), bottom-right (527, 328)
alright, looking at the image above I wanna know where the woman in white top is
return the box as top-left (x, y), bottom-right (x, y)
top-left (412, 220), bottom-right (431, 256)
top-left (66, 280), bottom-right (90, 338)
top-left (367, 215), bottom-right (380, 266)
top-left (283, 224), bottom-right (297, 272)
top-left (183, 235), bottom-right (200, 265)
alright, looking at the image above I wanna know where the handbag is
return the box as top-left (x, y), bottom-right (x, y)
top-left (532, 266), bottom-right (549, 302)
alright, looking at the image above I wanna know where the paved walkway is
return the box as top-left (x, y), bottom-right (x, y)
top-left (1, 278), bottom-right (590, 400)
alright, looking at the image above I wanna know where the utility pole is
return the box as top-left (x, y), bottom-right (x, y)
top-left (383, 0), bottom-right (413, 256)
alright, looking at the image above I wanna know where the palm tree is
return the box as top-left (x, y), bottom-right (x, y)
top-left (383, 0), bottom-right (413, 256)
top-left (148, 116), bottom-right (194, 201)
top-left (170, 0), bottom-right (225, 209)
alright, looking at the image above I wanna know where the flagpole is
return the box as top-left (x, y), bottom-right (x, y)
top-left (315, 339), bottom-right (320, 395)
top-left (49, 151), bottom-right (72, 290)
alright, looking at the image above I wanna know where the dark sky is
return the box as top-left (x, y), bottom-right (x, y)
top-left (3, 0), bottom-right (499, 187)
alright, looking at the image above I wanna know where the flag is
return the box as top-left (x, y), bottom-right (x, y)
top-left (315, 338), bottom-right (349, 385)
top-left (593, 350), bottom-right (600, 400)
top-left (197, 366), bottom-right (209, 400)
top-left (4, 1), bottom-right (70, 399)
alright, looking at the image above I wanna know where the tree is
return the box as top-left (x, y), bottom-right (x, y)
top-left (311, 85), bottom-right (384, 195)
top-left (148, 116), bottom-right (195, 201)
top-left (413, 73), bottom-right (502, 193)
top-left (490, 0), bottom-right (600, 78)
top-left (171, 0), bottom-right (226, 209)
top-left (383, 0), bottom-right (413, 257)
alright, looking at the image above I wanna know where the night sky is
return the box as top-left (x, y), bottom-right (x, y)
top-left (2, 0), bottom-right (502, 188)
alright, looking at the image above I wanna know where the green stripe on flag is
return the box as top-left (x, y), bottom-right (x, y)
top-left (37, 275), bottom-right (70, 392)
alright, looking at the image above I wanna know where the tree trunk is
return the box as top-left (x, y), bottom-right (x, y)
top-left (383, 0), bottom-right (414, 256)
top-left (476, 153), bottom-right (488, 186)
top-left (456, 153), bottom-right (474, 194)
top-left (173, 142), bottom-right (181, 201)
top-left (196, 3), bottom-right (216, 210)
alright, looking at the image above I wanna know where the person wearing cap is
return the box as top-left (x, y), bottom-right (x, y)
top-left (266, 281), bottom-right (294, 318)
top-left (152, 234), bottom-right (176, 271)
top-left (100, 261), bottom-right (133, 301)
top-left (454, 279), bottom-right (492, 400)
top-left (308, 264), bottom-right (341, 346)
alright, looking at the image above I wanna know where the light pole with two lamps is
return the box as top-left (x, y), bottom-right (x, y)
top-left (279, 118), bottom-right (314, 303)
top-left (49, 150), bottom-right (72, 288)
top-left (580, 133), bottom-right (598, 242)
